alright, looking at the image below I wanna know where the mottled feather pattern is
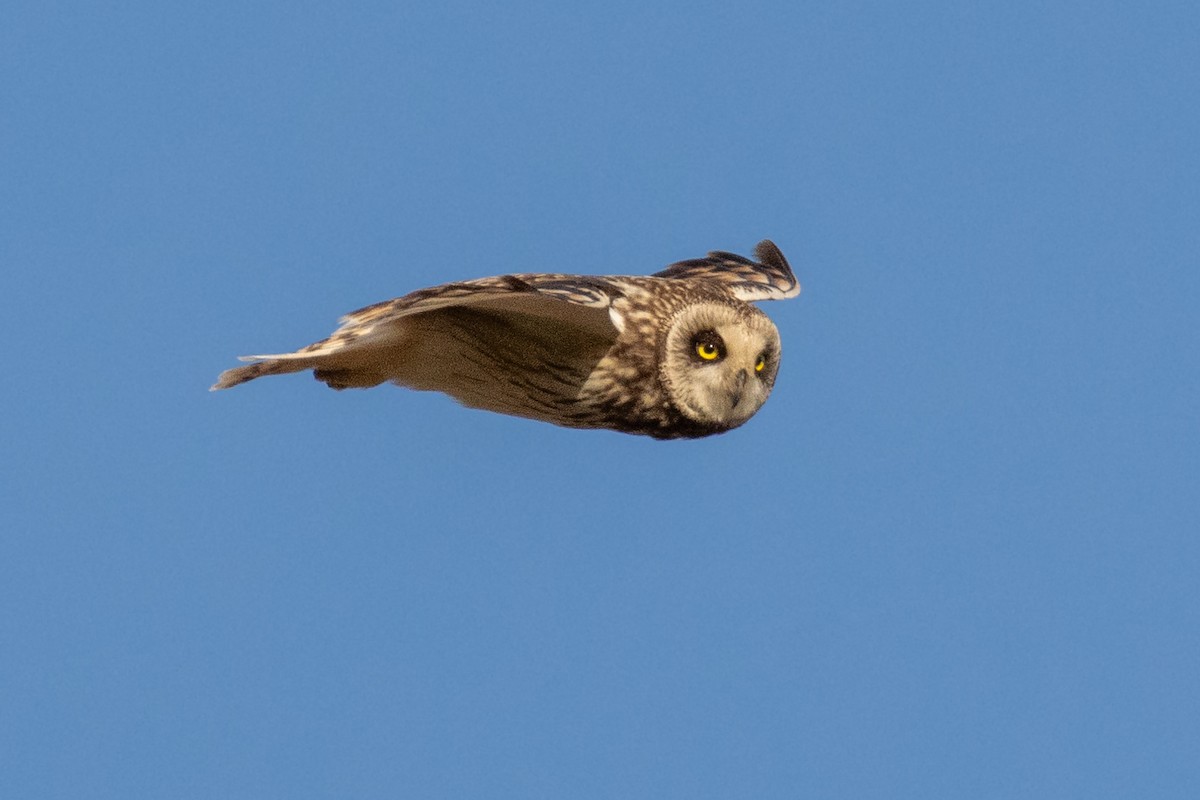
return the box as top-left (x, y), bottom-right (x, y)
top-left (212, 240), bottom-right (800, 439)
top-left (653, 240), bottom-right (800, 302)
top-left (340, 273), bottom-right (613, 325)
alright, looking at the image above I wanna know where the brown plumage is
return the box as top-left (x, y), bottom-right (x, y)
top-left (212, 240), bottom-right (801, 438)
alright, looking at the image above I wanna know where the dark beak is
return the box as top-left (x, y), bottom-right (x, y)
top-left (729, 369), bottom-right (748, 408)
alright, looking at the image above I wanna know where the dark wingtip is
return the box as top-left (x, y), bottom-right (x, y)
top-left (754, 240), bottom-right (790, 272)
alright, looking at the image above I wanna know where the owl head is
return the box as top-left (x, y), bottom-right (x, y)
top-left (658, 301), bottom-right (782, 429)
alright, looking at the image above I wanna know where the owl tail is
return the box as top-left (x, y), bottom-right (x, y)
top-left (209, 356), bottom-right (313, 390)
top-left (212, 341), bottom-right (392, 391)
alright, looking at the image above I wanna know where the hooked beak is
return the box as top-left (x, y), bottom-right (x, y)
top-left (729, 369), bottom-right (748, 409)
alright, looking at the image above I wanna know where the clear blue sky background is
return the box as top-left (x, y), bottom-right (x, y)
top-left (3, 2), bottom-right (1197, 797)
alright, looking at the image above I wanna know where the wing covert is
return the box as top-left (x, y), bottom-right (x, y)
top-left (653, 239), bottom-right (800, 302)
top-left (323, 272), bottom-right (616, 340)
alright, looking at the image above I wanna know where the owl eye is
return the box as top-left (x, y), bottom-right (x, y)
top-left (690, 330), bottom-right (725, 363)
top-left (755, 354), bottom-right (766, 373)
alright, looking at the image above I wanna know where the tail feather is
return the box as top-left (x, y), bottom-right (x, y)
top-left (212, 309), bottom-right (409, 392)
top-left (210, 357), bottom-right (314, 390)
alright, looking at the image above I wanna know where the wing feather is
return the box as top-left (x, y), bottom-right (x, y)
top-left (211, 274), bottom-right (618, 391)
top-left (653, 239), bottom-right (799, 302)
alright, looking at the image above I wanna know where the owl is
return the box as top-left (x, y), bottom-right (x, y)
top-left (212, 240), bottom-right (800, 439)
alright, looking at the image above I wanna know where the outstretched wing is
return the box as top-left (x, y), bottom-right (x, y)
top-left (211, 273), bottom-right (620, 391)
top-left (653, 240), bottom-right (799, 302)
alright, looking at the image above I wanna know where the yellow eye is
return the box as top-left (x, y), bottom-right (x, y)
top-left (755, 355), bottom-right (766, 372)
top-left (696, 342), bottom-right (720, 360)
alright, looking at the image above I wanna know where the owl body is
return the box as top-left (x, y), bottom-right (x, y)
top-left (213, 241), bottom-right (800, 439)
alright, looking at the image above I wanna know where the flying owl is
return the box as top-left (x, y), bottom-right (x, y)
top-left (212, 240), bottom-right (800, 439)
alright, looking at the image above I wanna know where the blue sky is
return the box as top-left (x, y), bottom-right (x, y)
top-left (3, 1), bottom-right (1198, 797)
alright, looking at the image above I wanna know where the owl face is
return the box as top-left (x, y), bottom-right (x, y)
top-left (658, 302), bottom-right (782, 429)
